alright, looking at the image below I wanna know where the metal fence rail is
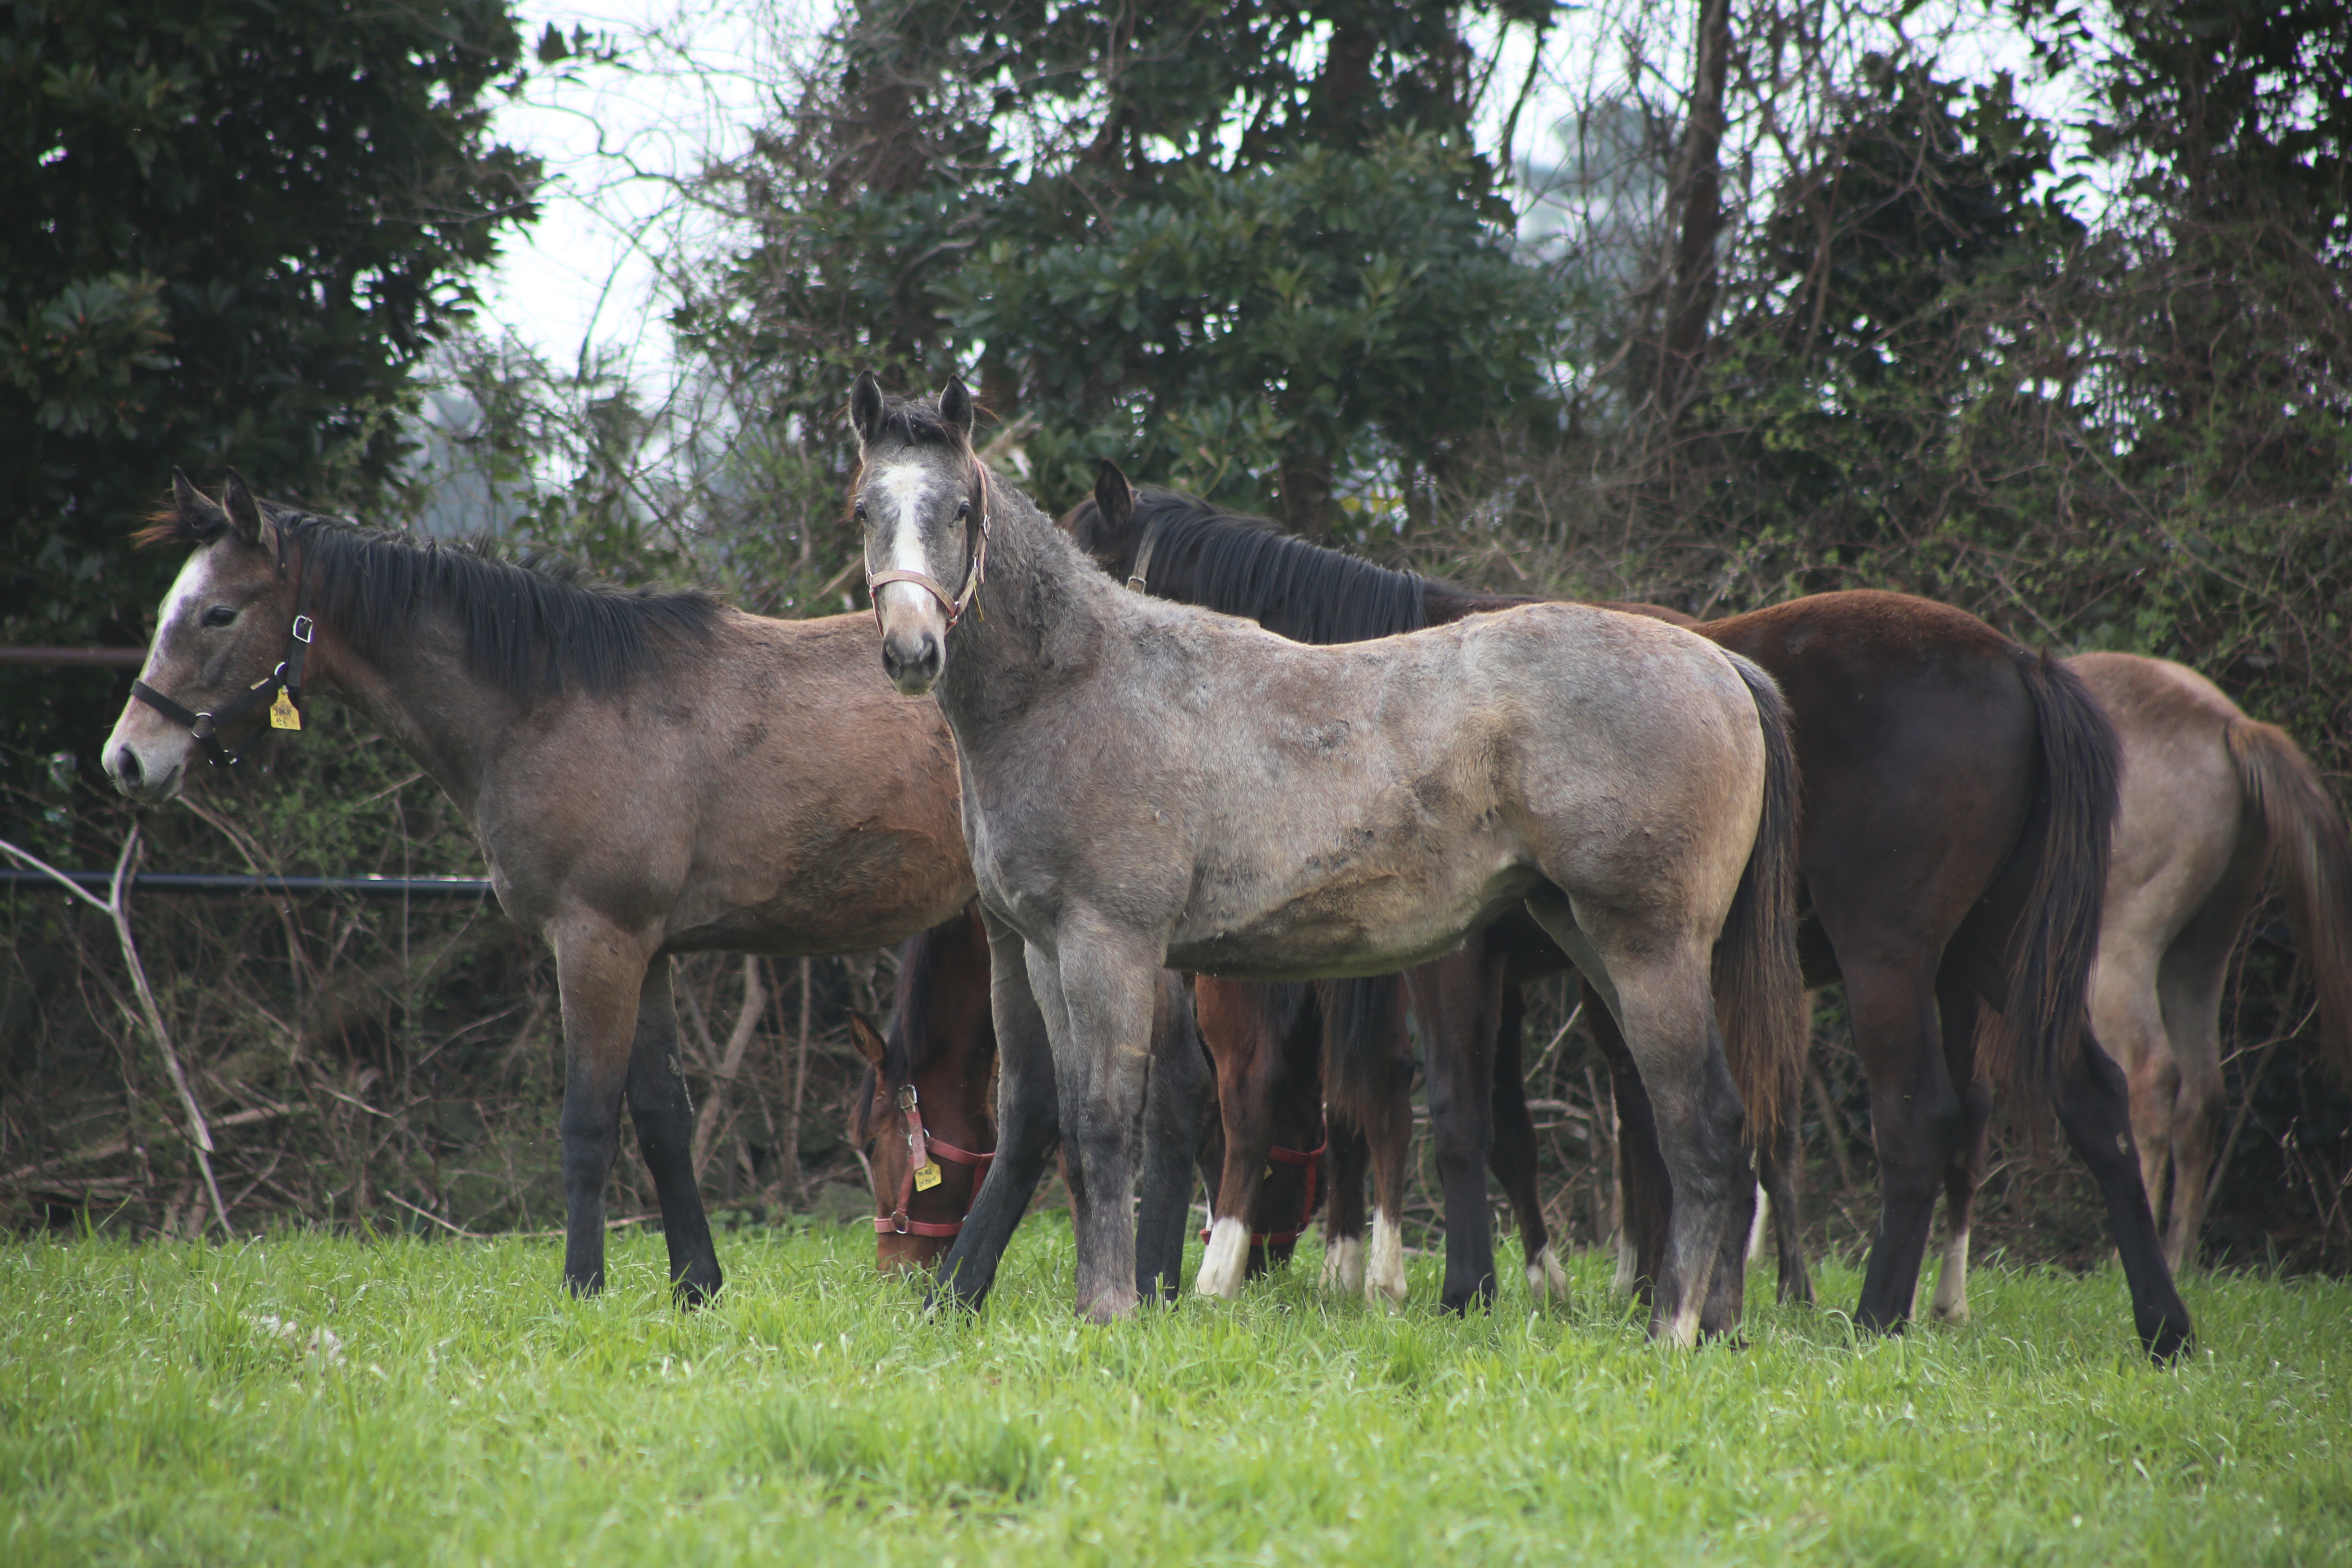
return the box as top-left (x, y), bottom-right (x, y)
top-left (1, 870), bottom-right (493, 898)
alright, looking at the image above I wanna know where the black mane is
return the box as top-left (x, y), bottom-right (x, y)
top-left (1111, 491), bottom-right (1431, 645)
top-left (212, 503), bottom-right (720, 700)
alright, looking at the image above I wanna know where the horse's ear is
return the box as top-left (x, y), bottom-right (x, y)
top-left (849, 373), bottom-right (886, 451)
top-left (171, 469), bottom-right (231, 541)
top-left (939, 377), bottom-right (975, 441)
top-left (846, 1010), bottom-right (889, 1070)
top-left (220, 469), bottom-right (264, 545)
top-left (1095, 460), bottom-right (1137, 533)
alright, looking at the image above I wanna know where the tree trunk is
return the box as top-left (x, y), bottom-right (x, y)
top-left (1655, 0), bottom-right (1734, 429)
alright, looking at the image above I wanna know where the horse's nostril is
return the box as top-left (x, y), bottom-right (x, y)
top-left (116, 748), bottom-right (143, 787)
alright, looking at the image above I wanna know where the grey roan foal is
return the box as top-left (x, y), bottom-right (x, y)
top-left (849, 375), bottom-right (1807, 1338)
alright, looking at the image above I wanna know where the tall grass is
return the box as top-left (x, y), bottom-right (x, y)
top-left (4, 1224), bottom-right (2345, 1565)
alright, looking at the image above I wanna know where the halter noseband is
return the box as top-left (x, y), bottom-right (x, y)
top-left (129, 555), bottom-right (318, 768)
top-left (1202, 1124), bottom-right (1330, 1249)
top-left (865, 467), bottom-right (991, 636)
top-left (874, 1082), bottom-right (996, 1240)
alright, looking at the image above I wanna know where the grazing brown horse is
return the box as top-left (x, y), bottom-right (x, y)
top-left (851, 376), bottom-right (1802, 1339)
top-left (851, 902), bottom-right (1212, 1294)
top-left (105, 473), bottom-right (974, 1303)
top-left (1067, 472), bottom-right (2194, 1359)
top-left (2056, 654), bottom-right (2347, 1276)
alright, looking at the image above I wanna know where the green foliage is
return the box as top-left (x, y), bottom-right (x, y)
top-left (951, 134), bottom-right (1562, 512)
top-left (682, 0), bottom-right (1573, 533)
top-left (3, 1230), bottom-right (2349, 1563)
top-left (0, 0), bottom-right (541, 769)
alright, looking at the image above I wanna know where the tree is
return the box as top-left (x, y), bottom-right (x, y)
top-left (680, 0), bottom-right (1568, 537)
top-left (0, 0), bottom-right (541, 774)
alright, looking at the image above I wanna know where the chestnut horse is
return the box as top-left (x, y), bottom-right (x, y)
top-left (106, 473), bottom-right (974, 1303)
top-left (850, 377), bottom-right (1802, 1339)
top-left (851, 902), bottom-right (1212, 1296)
top-left (1067, 472), bottom-right (2194, 1359)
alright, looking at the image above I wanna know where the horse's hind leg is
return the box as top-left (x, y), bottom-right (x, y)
top-left (1136, 973), bottom-right (1212, 1304)
top-left (2153, 872), bottom-right (2255, 1272)
top-left (1760, 1107), bottom-right (1811, 1305)
top-left (552, 920), bottom-right (661, 1296)
top-left (1589, 983), bottom-right (1671, 1302)
top-left (1927, 976), bottom-right (1990, 1326)
top-left (934, 912), bottom-right (1062, 1315)
top-left (624, 958), bottom-right (723, 1305)
top-left (1487, 980), bottom-right (1566, 1302)
top-left (2054, 1033), bottom-right (2194, 1361)
top-left (1408, 940), bottom-right (1507, 1312)
top-left (1845, 959), bottom-right (1960, 1335)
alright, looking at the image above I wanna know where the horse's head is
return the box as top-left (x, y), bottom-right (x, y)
top-left (847, 373), bottom-right (990, 696)
top-left (848, 1008), bottom-right (993, 1273)
top-left (104, 471), bottom-right (306, 804)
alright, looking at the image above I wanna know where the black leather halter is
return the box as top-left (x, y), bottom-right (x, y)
top-left (129, 559), bottom-right (318, 768)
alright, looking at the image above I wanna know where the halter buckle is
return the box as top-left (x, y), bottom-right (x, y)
top-left (895, 1084), bottom-right (919, 1114)
top-left (290, 615), bottom-right (314, 645)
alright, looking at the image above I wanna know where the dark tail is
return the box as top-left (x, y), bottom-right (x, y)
top-left (1320, 974), bottom-right (1412, 1139)
top-left (1714, 654), bottom-right (1806, 1143)
top-left (1990, 651), bottom-right (2122, 1105)
top-left (2229, 717), bottom-right (2352, 1079)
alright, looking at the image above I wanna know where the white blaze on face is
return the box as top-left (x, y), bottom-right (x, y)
top-left (869, 460), bottom-right (951, 625)
top-left (1196, 1214), bottom-right (1250, 1299)
top-left (102, 544), bottom-right (223, 800)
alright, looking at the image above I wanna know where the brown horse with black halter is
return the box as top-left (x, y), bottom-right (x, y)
top-left (851, 902), bottom-right (1212, 1294)
top-left (105, 472), bottom-right (976, 1303)
top-left (1068, 469), bottom-right (2194, 1359)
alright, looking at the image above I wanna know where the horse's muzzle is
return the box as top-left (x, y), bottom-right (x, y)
top-left (106, 741), bottom-right (185, 804)
top-left (882, 624), bottom-right (943, 696)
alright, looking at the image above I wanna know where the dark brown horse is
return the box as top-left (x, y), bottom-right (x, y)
top-left (106, 473), bottom-right (975, 1303)
top-left (852, 903), bottom-right (1214, 1294)
top-left (1067, 470), bottom-right (2194, 1359)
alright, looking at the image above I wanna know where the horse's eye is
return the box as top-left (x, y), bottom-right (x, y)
top-left (201, 606), bottom-right (237, 629)
top-left (854, 501), bottom-right (867, 521)
top-left (957, 499), bottom-right (971, 518)
top-left (860, 1139), bottom-right (875, 1159)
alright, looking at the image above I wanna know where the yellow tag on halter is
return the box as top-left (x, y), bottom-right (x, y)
top-left (268, 691), bottom-right (301, 731)
top-left (912, 1163), bottom-right (942, 1192)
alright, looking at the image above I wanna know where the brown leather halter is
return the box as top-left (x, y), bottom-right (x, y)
top-left (1202, 1125), bottom-right (1329, 1248)
top-left (865, 466), bottom-right (991, 634)
top-left (873, 1082), bottom-right (997, 1239)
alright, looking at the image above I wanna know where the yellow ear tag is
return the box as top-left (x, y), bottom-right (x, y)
top-left (912, 1163), bottom-right (943, 1192)
top-left (268, 691), bottom-right (301, 731)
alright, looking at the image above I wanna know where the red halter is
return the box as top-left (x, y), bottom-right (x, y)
top-left (1202, 1127), bottom-right (1329, 1249)
top-left (873, 1083), bottom-right (996, 1239)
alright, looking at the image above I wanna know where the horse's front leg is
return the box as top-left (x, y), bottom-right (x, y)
top-left (1136, 972), bottom-right (1212, 1303)
top-left (1192, 978), bottom-right (1283, 1299)
top-left (933, 910), bottom-right (1060, 1314)
top-left (1408, 939), bottom-right (1506, 1313)
top-left (1486, 978), bottom-right (1567, 1302)
top-left (1040, 914), bottom-right (1163, 1323)
top-left (552, 918), bottom-right (661, 1296)
top-left (625, 958), bottom-right (722, 1304)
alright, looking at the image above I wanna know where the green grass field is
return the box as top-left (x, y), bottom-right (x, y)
top-left (3, 1221), bottom-right (2346, 1566)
